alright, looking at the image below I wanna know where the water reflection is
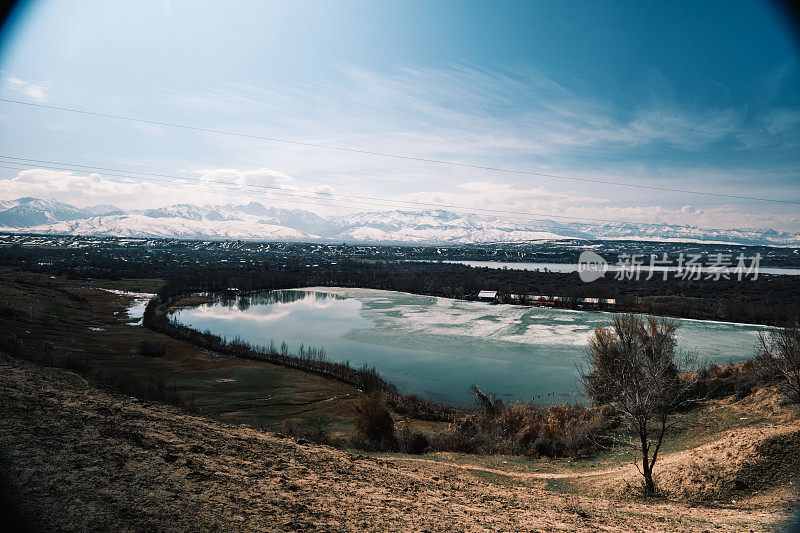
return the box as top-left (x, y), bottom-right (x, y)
top-left (171, 288), bottom-right (766, 408)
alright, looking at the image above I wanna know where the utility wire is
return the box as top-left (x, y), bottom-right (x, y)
top-left (0, 161), bottom-right (645, 228)
top-left (0, 156), bottom-right (720, 228)
top-left (0, 160), bottom-right (616, 230)
top-left (1, 97), bottom-right (798, 206)
top-left (0, 155), bottom-right (676, 225)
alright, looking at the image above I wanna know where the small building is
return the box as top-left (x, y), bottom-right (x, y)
top-left (527, 295), bottom-right (553, 306)
top-left (477, 290), bottom-right (498, 301)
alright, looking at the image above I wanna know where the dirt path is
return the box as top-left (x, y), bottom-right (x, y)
top-left (0, 353), bottom-right (794, 532)
top-left (393, 456), bottom-right (619, 479)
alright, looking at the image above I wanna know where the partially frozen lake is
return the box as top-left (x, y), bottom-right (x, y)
top-left (170, 288), bottom-right (767, 407)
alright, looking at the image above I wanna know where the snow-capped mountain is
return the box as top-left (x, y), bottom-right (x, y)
top-left (45, 214), bottom-right (316, 241)
top-left (82, 204), bottom-right (123, 216)
top-left (0, 197), bottom-right (798, 246)
top-left (331, 210), bottom-right (570, 243)
top-left (0, 197), bottom-right (88, 227)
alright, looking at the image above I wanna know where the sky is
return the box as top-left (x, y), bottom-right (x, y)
top-left (0, 0), bottom-right (799, 231)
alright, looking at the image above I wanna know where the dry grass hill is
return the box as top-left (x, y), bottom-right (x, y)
top-left (1, 352), bottom-right (798, 532)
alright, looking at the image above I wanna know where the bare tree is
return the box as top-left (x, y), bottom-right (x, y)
top-left (756, 320), bottom-right (800, 403)
top-left (583, 314), bottom-right (692, 495)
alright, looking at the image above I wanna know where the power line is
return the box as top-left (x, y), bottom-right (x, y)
top-left (0, 157), bottom-right (718, 229)
top-left (0, 161), bottom-right (636, 227)
top-left (0, 160), bottom-right (614, 231)
top-left (0, 155), bottom-right (680, 225)
top-left (1, 97), bottom-right (798, 206)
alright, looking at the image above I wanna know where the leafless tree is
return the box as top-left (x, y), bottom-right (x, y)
top-left (583, 314), bottom-right (693, 495)
top-left (756, 320), bottom-right (800, 403)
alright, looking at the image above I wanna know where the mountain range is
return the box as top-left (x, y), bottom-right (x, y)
top-left (0, 197), bottom-right (798, 246)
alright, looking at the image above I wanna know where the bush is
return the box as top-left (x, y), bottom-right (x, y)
top-left (755, 321), bottom-right (800, 403)
top-left (61, 353), bottom-right (90, 373)
top-left (683, 361), bottom-right (768, 402)
top-left (352, 393), bottom-right (397, 451)
top-left (280, 418), bottom-right (344, 448)
top-left (398, 426), bottom-right (429, 454)
top-left (94, 370), bottom-right (194, 412)
top-left (0, 333), bottom-right (23, 355)
top-left (428, 387), bottom-right (613, 458)
top-left (137, 339), bottom-right (166, 358)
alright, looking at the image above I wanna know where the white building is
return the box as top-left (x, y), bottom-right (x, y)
top-left (477, 290), bottom-right (498, 301)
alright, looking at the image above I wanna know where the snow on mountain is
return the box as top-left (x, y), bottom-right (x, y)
top-left (0, 199), bottom-right (20, 210)
top-left (223, 204), bottom-right (328, 234)
top-left (28, 214), bottom-right (317, 241)
top-left (83, 204), bottom-right (123, 216)
top-left (330, 210), bottom-right (568, 244)
top-left (1, 197), bottom-right (798, 246)
top-left (142, 204), bottom-right (215, 221)
top-left (0, 197), bottom-right (89, 227)
top-left (565, 222), bottom-right (800, 246)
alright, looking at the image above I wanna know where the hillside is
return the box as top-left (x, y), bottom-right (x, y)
top-left (1, 353), bottom-right (798, 532)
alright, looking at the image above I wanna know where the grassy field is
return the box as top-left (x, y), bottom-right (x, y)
top-left (0, 268), bottom-right (367, 434)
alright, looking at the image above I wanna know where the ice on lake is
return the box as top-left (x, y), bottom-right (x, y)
top-left (170, 287), bottom-right (766, 408)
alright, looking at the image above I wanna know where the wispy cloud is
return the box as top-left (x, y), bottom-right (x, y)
top-left (2, 64), bottom-right (798, 231)
top-left (150, 63), bottom-right (797, 217)
top-left (4, 77), bottom-right (48, 103)
top-left (161, 64), bottom-right (748, 162)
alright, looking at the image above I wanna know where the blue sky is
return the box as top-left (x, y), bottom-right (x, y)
top-left (0, 0), bottom-right (799, 231)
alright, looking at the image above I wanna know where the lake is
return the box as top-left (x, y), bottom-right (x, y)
top-left (170, 287), bottom-right (767, 408)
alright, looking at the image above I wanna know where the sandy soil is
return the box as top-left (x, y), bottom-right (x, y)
top-left (1, 354), bottom-right (797, 532)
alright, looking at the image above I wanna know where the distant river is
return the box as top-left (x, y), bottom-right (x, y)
top-left (428, 260), bottom-right (800, 276)
top-left (170, 288), bottom-right (768, 408)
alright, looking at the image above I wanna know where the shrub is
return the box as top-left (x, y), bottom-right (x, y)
top-left (352, 393), bottom-right (397, 451)
top-left (755, 320), bottom-right (800, 403)
top-left (428, 387), bottom-right (613, 458)
top-left (398, 426), bottom-right (430, 454)
top-left (280, 418), bottom-right (344, 447)
top-left (38, 340), bottom-right (56, 366)
top-left (60, 353), bottom-right (90, 373)
top-left (137, 339), bottom-right (166, 358)
top-left (683, 360), bottom-right (768, 402)
top-left (94, 370), bottom-right (195, 412)
top-left (0, 333), bottom-right (23, 356)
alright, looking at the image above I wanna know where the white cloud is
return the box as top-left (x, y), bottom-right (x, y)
top-left (5, 77), bottom-right (48, 103)
top-left (0, 167), bottom-right (798, 232)
top-left (397, 182), bottom-right (607, 215)
top-left (313, 184), bottom-right (335, 196)
top-left (195, 167), bottom-right (294, 189)
top-left (162, 65), bottom-right (745, 163)
top-left (0, 167), bottom-right (344, 213)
